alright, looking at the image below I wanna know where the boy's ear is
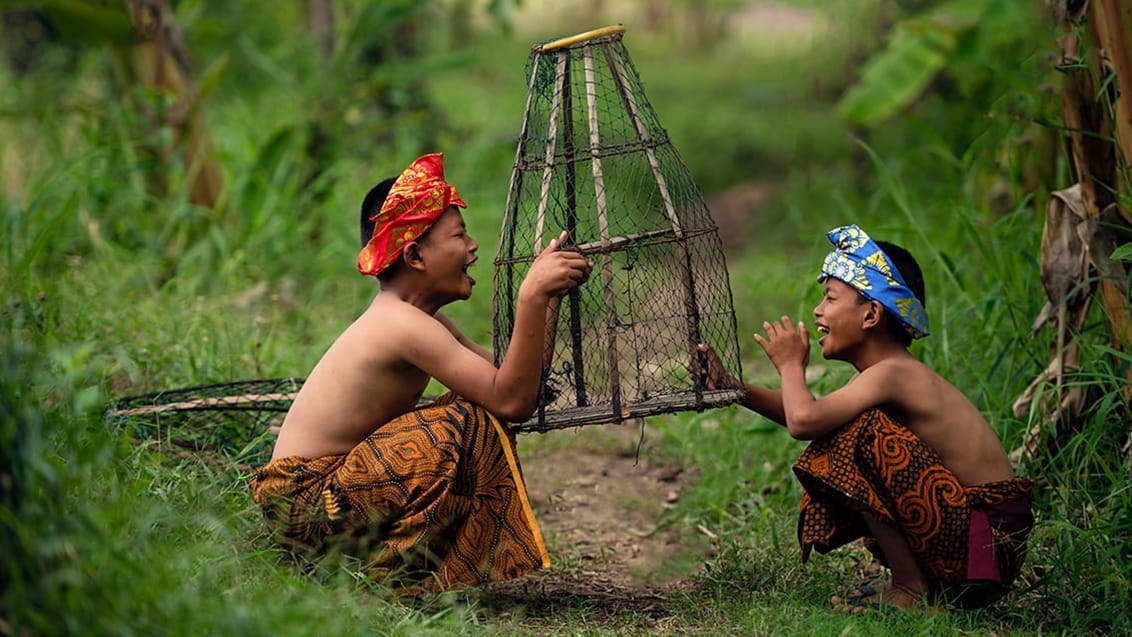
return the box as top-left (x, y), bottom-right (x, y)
top-left (402, 241), bottom-right (426, 271)
top-left (862, 300), bottom-right (883, 330)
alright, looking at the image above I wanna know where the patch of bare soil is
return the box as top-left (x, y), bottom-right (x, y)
top-left (477, 424), bottom-right (711, 625)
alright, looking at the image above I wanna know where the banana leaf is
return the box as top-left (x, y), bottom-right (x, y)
top-left (836, 0), bottom-right (989, 128)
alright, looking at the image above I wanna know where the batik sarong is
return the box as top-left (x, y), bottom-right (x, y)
top-left (792, 409), bottom-right (1034, 608)
top-left (249, 394), bottom-right (549, 592)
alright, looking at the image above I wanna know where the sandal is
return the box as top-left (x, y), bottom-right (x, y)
top-left (843, 583), bottom-right (935, 615)
top-left (830, 580), bottom-right (882, 605)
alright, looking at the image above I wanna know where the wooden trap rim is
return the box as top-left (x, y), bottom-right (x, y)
top-left (514, 388), bottom-right (746, 433)
top-left (535, 24), bottom-right (626, 53)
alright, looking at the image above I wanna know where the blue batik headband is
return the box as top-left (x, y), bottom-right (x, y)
top-left (818, 224), bottom-right (930, 339)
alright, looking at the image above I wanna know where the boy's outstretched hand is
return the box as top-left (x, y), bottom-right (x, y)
top-left (695, 343), bottom-right (744, 391)
top-left (753, 315), bottom-right (810, 374)
top-left (520, 231), bottom-right (593, 301)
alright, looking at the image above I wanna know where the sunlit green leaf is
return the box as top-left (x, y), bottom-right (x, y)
top-left (196, 53), bottom-right (229, 103)
top-left (1111, 243), bottom-right (1132, 261)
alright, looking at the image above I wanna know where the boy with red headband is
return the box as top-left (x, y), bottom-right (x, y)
top-left (251, 153), bottom-right (592, 593)
top-left (699, 225), bottom-right (1033, 612)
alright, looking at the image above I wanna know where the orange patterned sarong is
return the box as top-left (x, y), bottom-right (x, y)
top-left (249, 394), bottom-right (549, 592)
top-left (793, 409), bottom-right (1034, 608)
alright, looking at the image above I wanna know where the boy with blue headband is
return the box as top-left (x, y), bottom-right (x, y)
top-left (698, 225), bottom-right (1034, 612)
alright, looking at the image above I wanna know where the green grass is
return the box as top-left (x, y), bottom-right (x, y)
top-left (3, 1), bottom-right (1131, 635)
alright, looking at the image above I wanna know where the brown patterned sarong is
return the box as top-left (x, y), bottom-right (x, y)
top-left (249, 394), bottom-right (549, 592)
top-left (792, 409), bottom-right (1034, 608)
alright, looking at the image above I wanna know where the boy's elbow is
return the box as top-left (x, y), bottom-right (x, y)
top-left (785, 421), bottom-right (811, 440)
top-left (787, 426), bottom-right (819, 441)
top-left (493, 397), bottom-right (538, 424)
top-left (785, 409), bottom-right (823, 440)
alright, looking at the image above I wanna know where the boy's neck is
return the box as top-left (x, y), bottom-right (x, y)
top-left (375, 281), bottom-right (446, 316)
top-left (848, 339), bottom-right (916, 372)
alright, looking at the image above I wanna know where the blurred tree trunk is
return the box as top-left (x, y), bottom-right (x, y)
top-left (1014, 0), bottom-right (1132, 463)
top-left (307, 0), bottom-right (334, 66)
top-left (124, 0), bottom-right (223, 208)
top-left (680, 0), bottom-right (722, 51)
top-left (1086, 0), bottom-right (1132, 349)
top-left (1088, 0), bottom-right (1132, 460)
top-left (641, 0), bottom-right (670, 33)
top-left (1092, 0), bottom-right (1132, 190)
top-left (447, 0), bottom-right (473, 44)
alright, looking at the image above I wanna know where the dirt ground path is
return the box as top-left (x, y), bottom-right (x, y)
top-left (478, 424), bottom-right (711, 624)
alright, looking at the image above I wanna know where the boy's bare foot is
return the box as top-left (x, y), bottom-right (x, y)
top-left (832, 583), bottom-right (939, 615)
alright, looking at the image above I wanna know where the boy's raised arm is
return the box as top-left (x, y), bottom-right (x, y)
top-left (755, 316), bottom-right (901, 439)
top-left (407, 232), bottom-right (591, 422)
top-left (491, 232), bottom-right (591, 419)
top-left (435, 311), bottom-right (493, 362)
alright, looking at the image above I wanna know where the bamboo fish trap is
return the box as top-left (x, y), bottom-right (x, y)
top-left (494, 25), bottom-right (745, 433)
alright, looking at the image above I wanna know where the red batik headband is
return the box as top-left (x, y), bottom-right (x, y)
top-left (357, 153), bottom-right (467, 276)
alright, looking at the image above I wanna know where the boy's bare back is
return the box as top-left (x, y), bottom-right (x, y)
top-left (840, 355), bottom-right (1014, 486)
top-left (272, 294), bottom-right (470, 459)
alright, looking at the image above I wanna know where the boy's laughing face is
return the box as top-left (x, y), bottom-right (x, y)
top-left (812, 278), bottom-right (871, 361)
top-left (419, 206), bottom-right (479, 302)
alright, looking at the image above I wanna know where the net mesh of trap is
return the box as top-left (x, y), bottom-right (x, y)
top-left (494, 25), bottom-right (744, 433)
top-left (104, 377), bottom-right (303, 469)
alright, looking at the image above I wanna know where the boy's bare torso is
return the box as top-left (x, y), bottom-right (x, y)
top-left (272, 294), bottom-right (456, 460)
top-left (860, 357), bottom-right (1014, 486)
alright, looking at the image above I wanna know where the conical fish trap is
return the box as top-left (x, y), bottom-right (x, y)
top-left (494, 25), bottom-right (745, 432)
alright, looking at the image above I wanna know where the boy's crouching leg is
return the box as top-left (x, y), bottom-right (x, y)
top-left (793, 410), bottom-right (972, 598)
top-left (331, 397), bottom-right (549, 591)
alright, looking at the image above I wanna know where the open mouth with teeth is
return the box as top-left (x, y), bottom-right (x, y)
top-left (815, 323), bottom-right (830, 341)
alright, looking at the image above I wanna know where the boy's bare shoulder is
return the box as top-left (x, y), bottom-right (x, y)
top-left (852, 354), bottom-right (952, 413)
top-left (358, 293), bottom-right (442, 330)
top-left (869, 354), bottom-right (989, 428)
top-left (857, 354), bottom-right (936, 385)
top-left (338, 294), bottom-right (447, 355)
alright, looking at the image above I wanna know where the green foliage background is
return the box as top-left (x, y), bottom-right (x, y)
top-left (2, 0), bottom-right (1129, 634)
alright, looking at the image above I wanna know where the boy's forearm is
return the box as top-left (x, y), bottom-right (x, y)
top-left (494, 290), bottom-right (553, 418)
top-left (542, 296), bottom-right (562, 369)
top-left (778, 363), bottom-right (818, 438)
top-left (740, 383), bottom-right (786, 426)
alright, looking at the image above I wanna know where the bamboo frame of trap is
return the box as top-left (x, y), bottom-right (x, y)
top-left (494, 25), bottom-right (745, 432)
